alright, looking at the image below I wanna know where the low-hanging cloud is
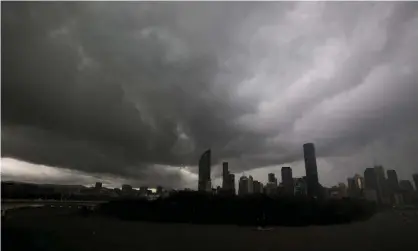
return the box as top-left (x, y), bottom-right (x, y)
top-left (2, 2), bottom-right (418, 187)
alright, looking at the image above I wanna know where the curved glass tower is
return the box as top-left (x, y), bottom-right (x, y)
top-left (303, 143), bottom-right (319, 197)
top-left (198, 149), bottom-right (211, 192)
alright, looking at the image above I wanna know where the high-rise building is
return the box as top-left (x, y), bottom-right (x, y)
top-left (354, 174), bottom-right (365, 189)
top-left (139, 186), bottom-right (149, 196)
top-left (281, 167), bottom-right (294, 195)
top-left (95, 182), bottom-right (102, 189)
top-left (248, 175), bottom-right (254, 194)
top-left (399, 180), bottom-right (414, 192)
top-left (222, 162), bottom-right (229, 190)
top-left (303, 143), bottom-right (319, 198)
top-left (364, 167), bottom-right (380, 202)
top-left (253, 180), bottom-right (263, 194)
top-left (338, 183), bottom-right (348, 197)
top-left (364, 168), bottom-right (378, 190)
top-left (347, 178), bottom-right (356, 194)
top-left (294, 177), bottom-right (307, 196)
top-left (198, 149), bottom-right (211, 192)
top-left (122, 184), bottom-right (132, 193)
top-left (348, 174), bottom-right (364, 198)
top-left (364, 166), bottom-right (391, 204)
top-left (375, 165), bottom-right (390, 204)
top-left (399, 179), bottom-right (415, 204)
top-left (265, 182), bottom-right (277, 196)
top-left (229, 173), bottom-right (236, 194)
top-left (268, 173), bottom-right (276, 183)
top-left (238, 176), bottom-right (249, 196)
top-left (156, 186), bottom-right (163, 195)
top-left (387, 169), bottom-right (399, 193)
top-left (412, 174), bottom-right (418, 191)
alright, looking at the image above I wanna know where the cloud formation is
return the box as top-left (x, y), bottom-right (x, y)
top-left (2, 2), bottom-right (418, 187)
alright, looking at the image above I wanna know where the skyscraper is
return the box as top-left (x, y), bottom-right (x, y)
top-left (281, 167), bottom-right (294, 195)
top-left (354, 174), bottom-right (365, 189)
top-left (222, 162), bottom-right (229, 190)
top-left (268, 173), bottom-right (276, 183)
top-left (412, 174), bottom-right (418, 191)
top-left (238, 176), bottom-right (249, 196)
top-left (399, 180), bottom-right (415, 204)
top-left (364, 168), bottom-right (378, 190)
top-left (347, 174), bottom-right (364, 198)
top-left (95, 182), bottom-right (102, 189)
top-left (253, 180), bottom-right (263, 194)
top-left (122, 184), bottom-right (132, 193)
top-left (228, 173), bottom-right (236, 194)
top-left (375, 165), bottom-right (390, 204)
top-left (303, 143), bottom-right (319, 198)
top-left (198, 149), bottom-right (211, 192)
top-left (399, 180), bottom-right (414, 192)
top-left (294, 177), bottom-right (307, 196)
top-left (387, 169), bottom-right (399, 193)
top-left (338, 183), bottom-right (348, 197)
top-left (248, 175), bottom-right (254, 194)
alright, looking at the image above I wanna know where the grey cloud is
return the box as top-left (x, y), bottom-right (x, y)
top-left (2, 2), bottom-right (418, 187)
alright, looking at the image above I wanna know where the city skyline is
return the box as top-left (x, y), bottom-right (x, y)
top-left (2, 155), bottom-right (418, 192)
top-left (2, 2), bottom-right (418, 189)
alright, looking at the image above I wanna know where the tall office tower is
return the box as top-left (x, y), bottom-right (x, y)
top-left (347, 178), bottom-right (356, 197)
top-left (338, 183), bottom-right (348, 197)
top-left (353, 174), bottom-right (365, 189)
top-left (222, 162), bottom-right (229, 190)
top-left (248, 175), bottom-right (254, 194)
top-left (268, 173), bottom-right (276, 183)
top-left (229, 173), bottom-right (236, 194)
top-left (156, 186), bottom-right (163, 195)
top-left (122, 184), bottom-right (133, 193)
top-left (375, 165), bottom-right (390, 204)
top-left (238, 176), bottom-right (249, 196)
top-left (198, 149), bottom-right (211, 192)
top-left (399, 179), bottom-right (415, 204)
top-left (374, 166), bottom-right (386, 187)
top-left (253, 180), bottom-right (263, 194)
top-left (348, 174), bottom-right (364, 198)
top-left (364, 168), bottom-right (378, 190)
top-left (303, 143), bottom-right (319, 197)
top-left (281, 167), bottom-right (294, 195)
top-left (387, 170), bottom-right (399, 193)
top-left (412, 174), bottom-right (418, 191)
top-left (95, 182), bottom-right (102, 189)
top-left (399, 180), bottom-right (414, 192)
top-left (294, 177), bottom-right (307, 196)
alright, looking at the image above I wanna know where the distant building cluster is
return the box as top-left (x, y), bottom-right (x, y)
top-left (196, 143), bottom-right (418, 206)
top-left (197, 143), bottom-right (323, 198)
top-left (3, 142), bottom-right (417, 206)
top-left (2, 181), bottom-right (170, 201)
top-left (358, 166), bottom-right (417, 205)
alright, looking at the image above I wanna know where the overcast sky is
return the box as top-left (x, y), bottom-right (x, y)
top-left (2, 2), bottom-right (418, 189)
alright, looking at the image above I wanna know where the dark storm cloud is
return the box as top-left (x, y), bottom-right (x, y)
top-left (2, 2), bottom-right (418, 185)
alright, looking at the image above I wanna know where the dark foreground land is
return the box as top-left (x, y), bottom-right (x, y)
top-left (97, 194), bottom-right (376, 226)
top-left (2, 206), bottom-right (418, 251)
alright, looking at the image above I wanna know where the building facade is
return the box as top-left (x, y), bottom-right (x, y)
top-left (222, 162), bottom-right (230, 190)
top-left (387, 169), bottom-right (399, 192)
top-left (253, 180), bottom-right (263, 194)
top-left (281, 166), bottom-right (294, 195)
top-left (198, 149), bottom-right (212, 192)
top-left (303, 143), bottom-right (319, 198)
top-left (238, 176), bottom-right (249, 196)
top-left (229, 174), bottom-right (236, 194)
top-left (413, 174), bottom-right (418, 191)
top-left (248, 175), bottom-right (254, 194)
